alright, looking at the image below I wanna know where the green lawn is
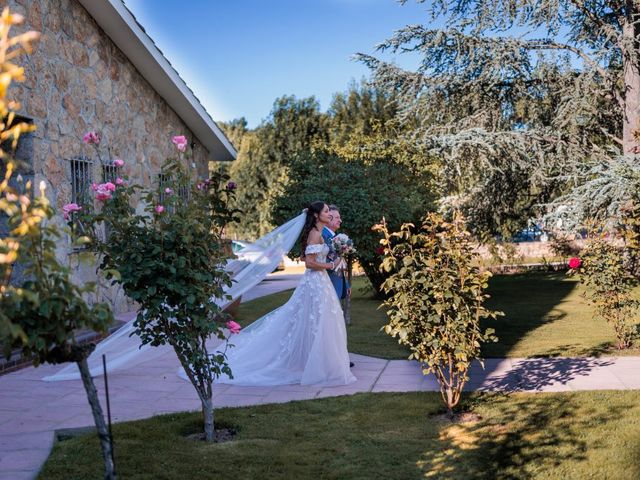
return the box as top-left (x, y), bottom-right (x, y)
top-left (234, 272), bottom-right (640, 359)
top-left (39, 391), bottom-right (640, 479)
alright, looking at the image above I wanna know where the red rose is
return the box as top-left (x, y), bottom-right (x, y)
top-left (375, 246), bottom-right (385, 255)
top-left (568, 257), bottom-right (582, 269)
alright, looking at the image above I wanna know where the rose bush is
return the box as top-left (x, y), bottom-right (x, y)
top-left (73, 136), bottom-right (241, 441)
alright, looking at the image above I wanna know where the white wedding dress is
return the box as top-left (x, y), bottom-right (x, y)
top-left (217, 243), bottom-right (356, 386)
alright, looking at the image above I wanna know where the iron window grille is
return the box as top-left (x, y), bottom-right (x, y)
top-left (70, 157), bottom-right (93, 207)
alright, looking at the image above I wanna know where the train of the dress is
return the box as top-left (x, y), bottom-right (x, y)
top-left (180, 264), bottom-right (356, 387)
top-left (42, 213), bottom-right (308, 382)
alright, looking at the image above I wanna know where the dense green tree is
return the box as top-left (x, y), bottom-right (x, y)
top-left (272, 149), bottom-right (434, 295)
top-left (357, 0), bottom-right (639, 233)
top-left (327, 80), bottom-right (400, 146)
top-left (228, 96), bottom-right (328, 239)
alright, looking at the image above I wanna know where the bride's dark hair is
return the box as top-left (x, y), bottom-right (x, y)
top-left (300, 201), bottom-right (327, 257)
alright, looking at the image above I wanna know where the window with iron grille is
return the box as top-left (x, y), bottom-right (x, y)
top-left (70, 157), bottom-right (93, 206)
top-left (102, 163), bottom-right (118, 241)
top-left (178, 184), bottom-right (190, 202)
top-left (158, 173), bottom-right (169, 204)
top-left (102, 163), bottom-right (118, 184)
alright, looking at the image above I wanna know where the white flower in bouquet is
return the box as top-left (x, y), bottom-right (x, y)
top-left (331, 234), bottom-right (356, 273)
top-left (332, 233), bottom-right (356, 256)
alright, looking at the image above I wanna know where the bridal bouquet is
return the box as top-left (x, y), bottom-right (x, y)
top-left (331, 233), bottom-right (356, 272)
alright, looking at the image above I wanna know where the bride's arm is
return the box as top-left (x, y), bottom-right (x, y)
top-left (304, 248), bottom-right (336, 271)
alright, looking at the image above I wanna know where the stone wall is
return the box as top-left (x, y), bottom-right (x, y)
top-left (5, 0), bottom-right (220, 312)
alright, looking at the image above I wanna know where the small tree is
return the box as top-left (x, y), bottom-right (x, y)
top-left (570, 232), bottom-right (638, 350)
top-left (375, 212), bottom-right (501, 417)
top-left (0, 10), bottom-right (116, 478)
top-left (77, 144), bottom-right (240, 442)
top-left (2, 183), bottom-right (116, 478)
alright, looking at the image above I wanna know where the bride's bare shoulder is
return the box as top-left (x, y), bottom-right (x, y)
top-left (308, 228), bottom-right (323, 244)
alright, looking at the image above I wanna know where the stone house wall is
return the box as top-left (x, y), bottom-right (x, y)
top-left (5, 0), bottom-right (220, 312)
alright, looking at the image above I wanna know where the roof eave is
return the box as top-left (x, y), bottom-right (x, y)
top-left (76, 0), bottom-right (237, 161)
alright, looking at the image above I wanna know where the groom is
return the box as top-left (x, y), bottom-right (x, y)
top-left (322, 204), bottom-right (353, 368)
top-left (322, 205), bottom-right (350, 300)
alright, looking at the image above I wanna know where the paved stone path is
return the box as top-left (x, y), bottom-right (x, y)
top-left (2, 272), bottom-right (640, 479)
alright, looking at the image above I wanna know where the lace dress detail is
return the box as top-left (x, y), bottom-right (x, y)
top-left (217, 243), bottom-right (356, 386)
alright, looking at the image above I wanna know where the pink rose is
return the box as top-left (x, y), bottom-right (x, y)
top-left (96, 192), bottom-right (112, 202)
top-left (568, 257), bottom-right (582, 270)
top-left (82, 131), bottom-right (100, 145)
top-left (172, 135), bottom-right (188, 152)
top-left (94, 183), bottom-right (114, 202)
top-left (164, 187), bottom-right (173, 194)
top-left (91, 182), bottom-right (98, 192)
top-left (115, 177), bottom-right (124, 186)
top-left (226, 320), bottom-right (241, 334)
top-left (155, 205), bottom-right (165, 214)
top-left (62, 203), bottom-right (82, 220)
top-left (113, 159), bottom-right (124, 167)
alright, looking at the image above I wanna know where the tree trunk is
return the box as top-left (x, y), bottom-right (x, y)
top-left (77, 357), bottom-right (116, 480)
top-left (622, 1), bottom-right (640, 154)
top-left (445, 386), bottom-right (454, 420)
top-left (202, 396), bottom-right (215, 442)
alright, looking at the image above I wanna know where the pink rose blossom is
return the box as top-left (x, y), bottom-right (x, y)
top-left (91, 183), bottom-right (98, 192)
top-left (155, 205), bottom-right (165, 214)
top-left (568, 257), bottom-right (582, 270)
top-left (115, 177), bottom-right (124, 186)
top-left (96, 193), bottom-right (111, 201)
top-left (226, 320), bottom-right (241, 334)
top-left (113, 159), bottom-right (124, 167)
top-left (164, 187), bottom-right (173, 194)
top-left (82, 131), bottom-right (100, 145)
top-left (94, 183), bottom-right (114, 202)
top-left (62, 203), bottom-right (82, 220)
top-left (171, 135), bottom-right (188, 152)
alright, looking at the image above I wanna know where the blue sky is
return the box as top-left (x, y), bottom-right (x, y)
top-left (123, 0), bottom-right (430, 128)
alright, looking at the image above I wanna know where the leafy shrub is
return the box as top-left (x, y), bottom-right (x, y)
top-left (375, 212), bottom-right (502, 417)
top-left (570, 234), bottom-right (638, 349)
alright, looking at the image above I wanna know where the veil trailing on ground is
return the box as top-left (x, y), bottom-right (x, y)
top-left (42, 213), bottom-right (307, 381)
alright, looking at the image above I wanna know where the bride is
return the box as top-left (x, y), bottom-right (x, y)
top-left (217, 201), bottom-right (356, 387)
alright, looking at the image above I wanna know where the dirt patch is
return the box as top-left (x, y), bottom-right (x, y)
top-left (186, 428), bottom-right (236, 443)
top-left (432, 412), bottom-right (482, 424)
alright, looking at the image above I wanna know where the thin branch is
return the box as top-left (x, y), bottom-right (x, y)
top-left (568, 0), bottom-right (623, 45)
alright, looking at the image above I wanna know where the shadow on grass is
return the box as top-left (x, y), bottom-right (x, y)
top-left (482, 272), bottom-right (578, 357)
top-left (417, 392), bottom-right (635, 479)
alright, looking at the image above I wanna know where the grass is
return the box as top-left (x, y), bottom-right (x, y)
top-left (39, 390), bottom-right (640, 479)
top-left (483, 272), bottom-right (640, 358)
top-left (233, 272), bottom-right (640, 359)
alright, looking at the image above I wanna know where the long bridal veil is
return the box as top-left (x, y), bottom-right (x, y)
top-left (42, 213), bottom-right (307, 381)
